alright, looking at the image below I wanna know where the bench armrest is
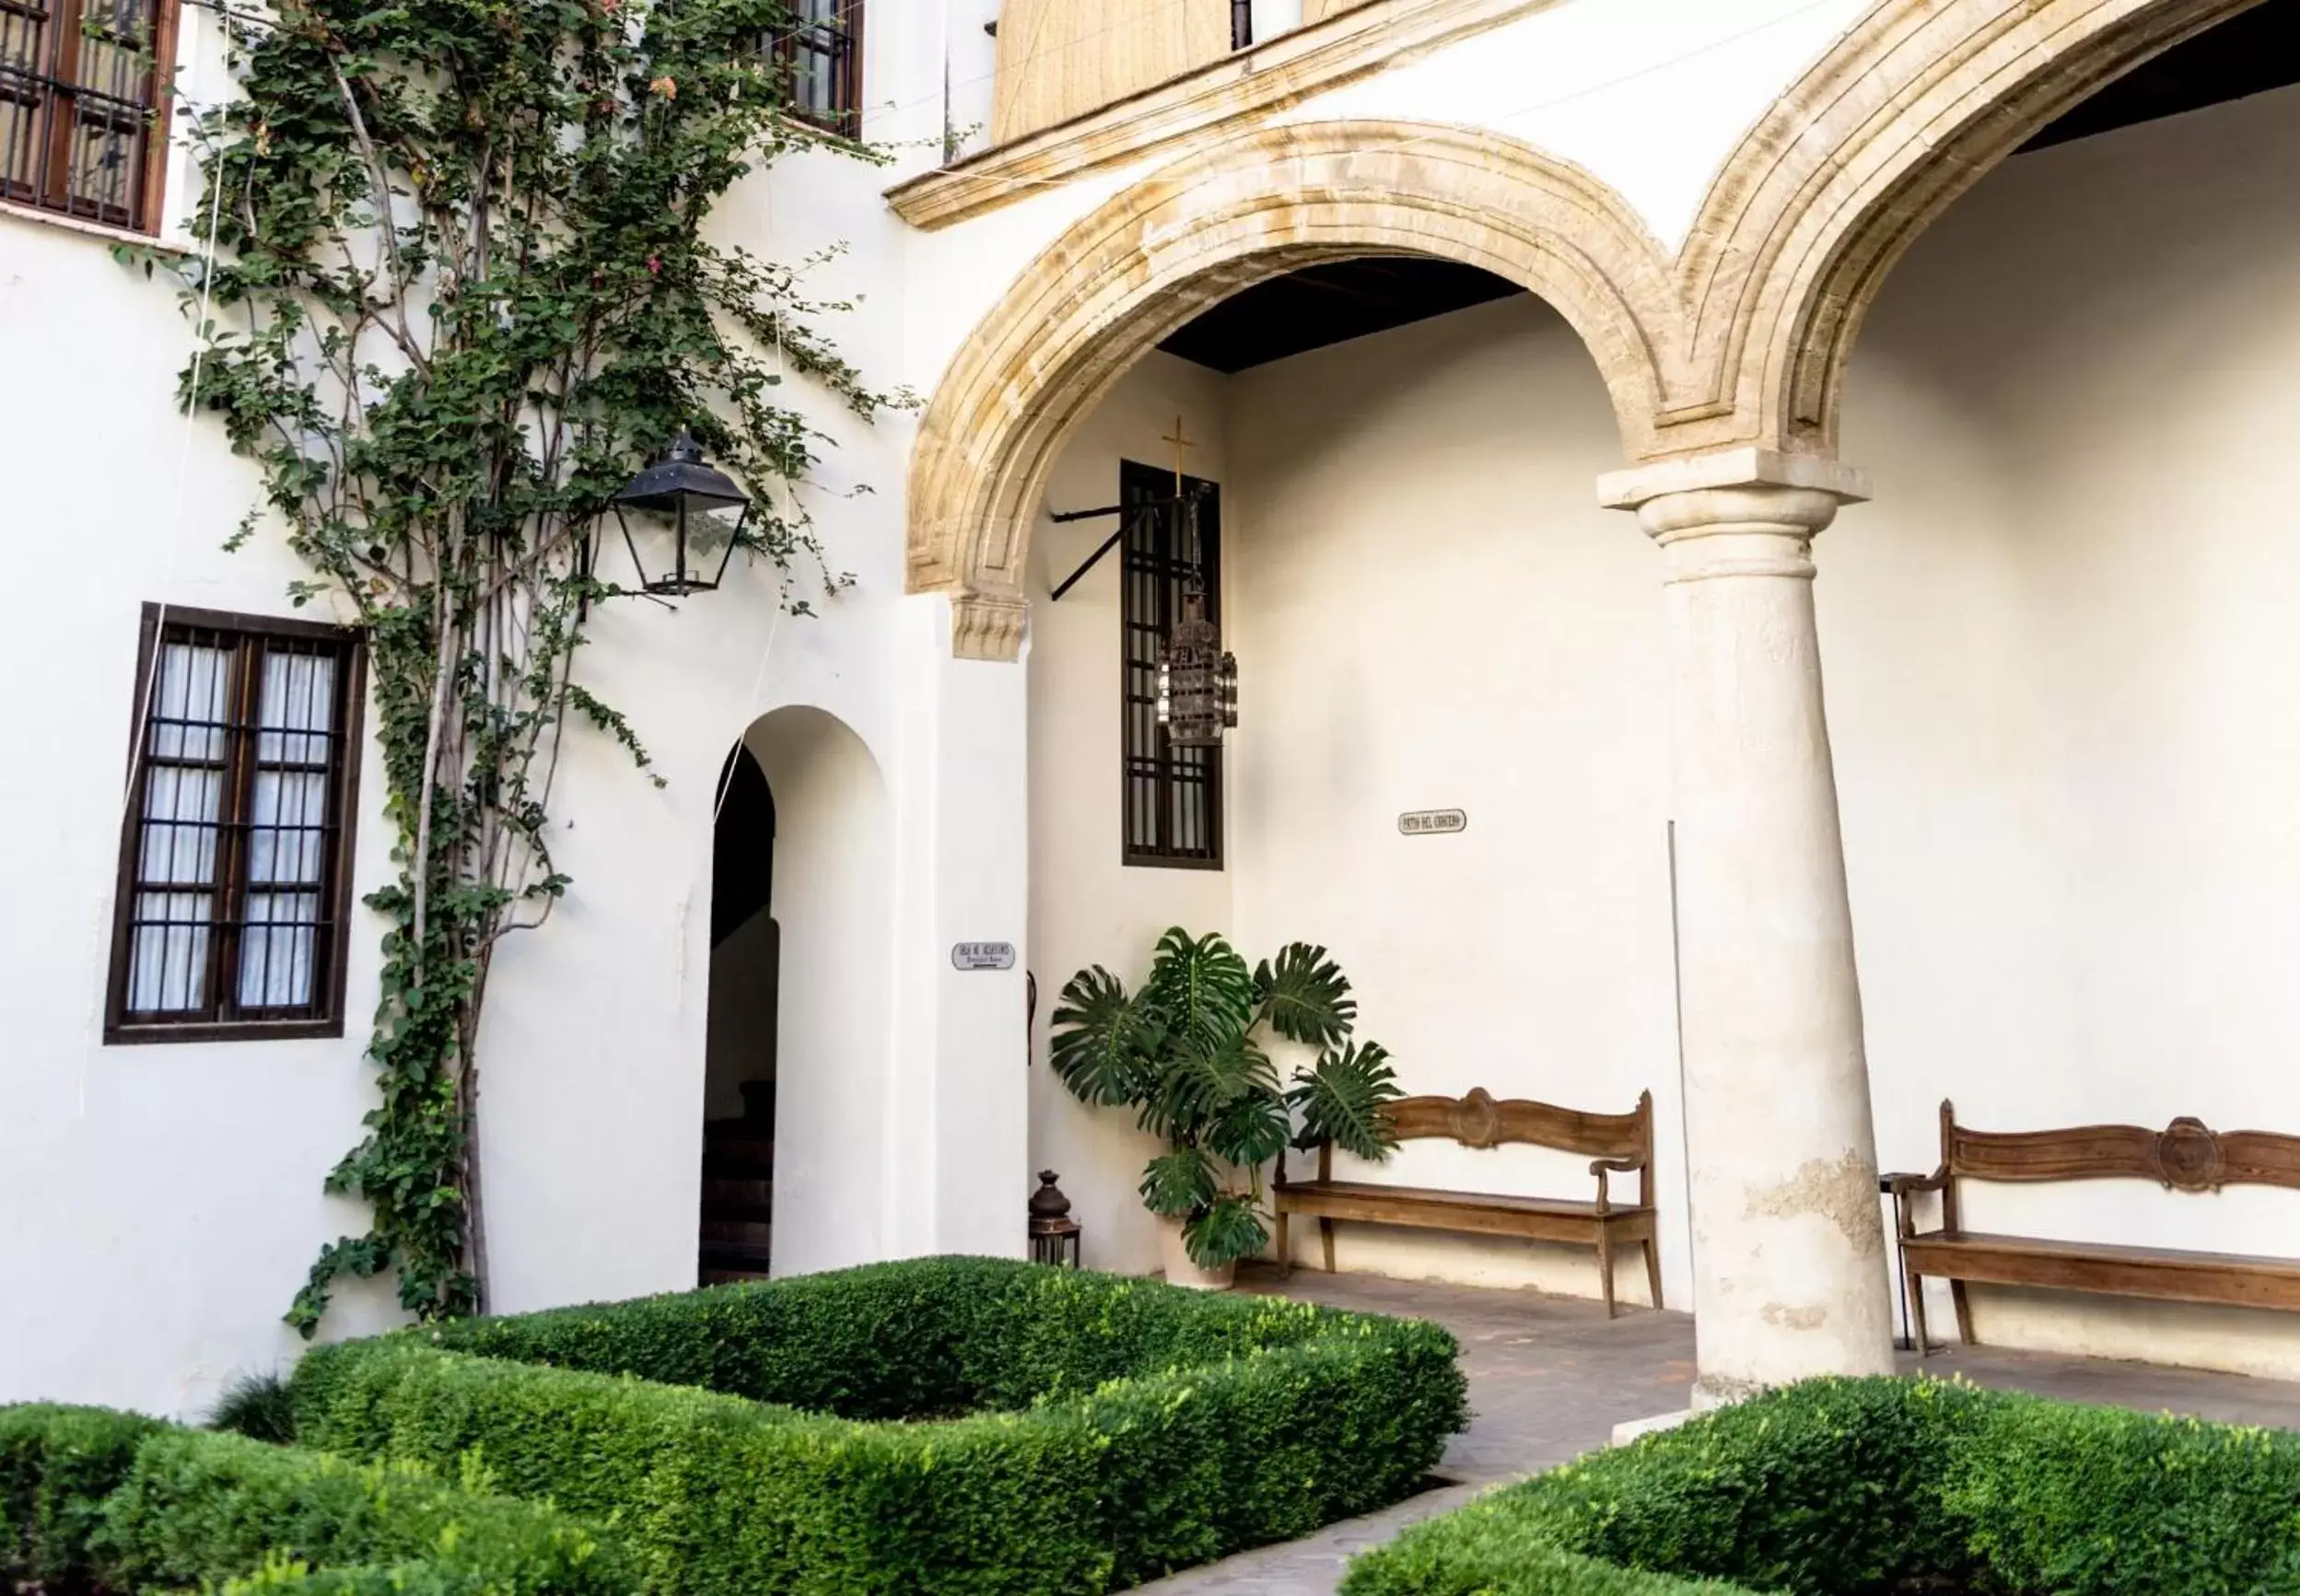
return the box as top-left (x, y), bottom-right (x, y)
top-left (1589, 1157), bottom-right (1642, 1216)
top-left (1882, 1168), bottom-right (1948, 1238)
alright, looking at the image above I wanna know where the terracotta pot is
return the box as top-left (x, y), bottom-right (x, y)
top-left (1156, 1214), bottom-right (1236, 1291)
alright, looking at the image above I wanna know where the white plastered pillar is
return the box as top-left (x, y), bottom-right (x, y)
top-left (1599, 447), bottom-right (1896, 1405)
top-left (885, 593), bottom-right (1032, 1260)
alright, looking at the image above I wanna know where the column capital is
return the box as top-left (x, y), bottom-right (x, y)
top-left (1595, 447), bottom-right (1871, 513)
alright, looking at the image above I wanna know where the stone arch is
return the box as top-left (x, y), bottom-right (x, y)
top-left (905, 118), bottom-right (1688, 660)
top-left (1663, 0), bottom-right (2267, 462)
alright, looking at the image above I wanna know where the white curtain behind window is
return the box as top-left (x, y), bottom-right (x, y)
top-left (239, 648), bottom-right (335, 1009)
top-left (128, 642), bottom-right (229, 1011)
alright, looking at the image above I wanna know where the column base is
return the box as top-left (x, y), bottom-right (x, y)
top-left (1690, 1371), bottom-right (1769, 1413)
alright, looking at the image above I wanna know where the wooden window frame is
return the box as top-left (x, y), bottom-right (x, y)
top-left (1119, 458), bottom-right (1223, 871)
top-left (104, 602), bottom-right (367, 1045)
top-left (0, 0), bottom-right (179, 233)
top-left (772, 0), bottom-right (862, 137)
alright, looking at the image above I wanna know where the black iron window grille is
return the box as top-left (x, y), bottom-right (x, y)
top-left (1120, 459), bottom-right (1222, 869)
top-left (105, 604), bottom-right (366, 1043)
top-left (0, 0), bottom-right (172, 230)
top-left (772, 0), bottom-right (860, 135)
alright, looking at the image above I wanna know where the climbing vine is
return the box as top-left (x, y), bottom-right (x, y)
top-left (132, 0), bottom-right (896, 1333)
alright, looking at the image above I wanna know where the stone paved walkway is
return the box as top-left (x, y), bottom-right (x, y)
top-left (1138, 1264), bottom-right (2300, 1594)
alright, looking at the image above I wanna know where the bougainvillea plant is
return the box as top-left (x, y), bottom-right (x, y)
top-left (124, 0), bottom-right (898, 1332)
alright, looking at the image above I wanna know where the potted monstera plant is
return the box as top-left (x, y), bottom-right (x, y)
top-left (1049, 927), bottom-right (1404, 1287)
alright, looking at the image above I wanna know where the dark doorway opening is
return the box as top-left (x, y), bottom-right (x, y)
top-left (701, 742), bottom-right (777, 1283)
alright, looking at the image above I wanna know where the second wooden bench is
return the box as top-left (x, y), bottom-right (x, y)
top-left (1887, 1099), bottom-right (2300, 1353)
top-left (1276, 1086), bottom-right (1662, 1317)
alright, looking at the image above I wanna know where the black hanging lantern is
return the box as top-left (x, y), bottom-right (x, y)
top-left (1028, 1170), bottom-right (1082, 1268)
top-left (610, 429), bottom-right (750, 597)
top-left (1155, 488), bottom-right (1238, 749)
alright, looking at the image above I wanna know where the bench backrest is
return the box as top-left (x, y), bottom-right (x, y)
top-left (1935, 1098), bottom-right (2300, 1229)
top-left (1385, 1086), bottom-right (1653, 1162)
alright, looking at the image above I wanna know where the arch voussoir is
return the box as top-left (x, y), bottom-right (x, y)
top-left (905, 119), bottom-right (1687, 660)
top-left (1666, 0), bottom-right (2270, 466)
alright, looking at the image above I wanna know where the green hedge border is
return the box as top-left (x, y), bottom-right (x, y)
top-left (1, 1403), bottom-right (632, 1595)
top-left (292, 1256), bottom-right (1469, 1592)
top-left (1341, 1376), bottom-right (2300, 1596)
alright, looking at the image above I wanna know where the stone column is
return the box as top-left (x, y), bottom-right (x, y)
top-left (1599, 448), bottom-right (1895, 1406)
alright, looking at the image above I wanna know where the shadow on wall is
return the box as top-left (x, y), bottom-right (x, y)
top-left (701, 705), bottom-right (892, 1281)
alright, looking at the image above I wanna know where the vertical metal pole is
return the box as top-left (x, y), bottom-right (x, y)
top-left (1668, 819), bottom-right (1693, 1283)
top-left (940, 0), bottom-right (956, 163)
top-left (1232, 0), bottom-right (1253, 48)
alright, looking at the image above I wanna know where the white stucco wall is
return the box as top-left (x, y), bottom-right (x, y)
top-left (1023, 84), bottom-right (2300, 1375)
top-left (1225, 294), bottom-right (1686, 1307)
top-left (0, 2), bottom-right (939, 1415)
top-left (1832, 82), bottom-right (2300, 1380)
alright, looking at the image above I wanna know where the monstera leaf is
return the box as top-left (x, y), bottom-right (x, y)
top-left (1138, 1147), bottom-right (1220, 1218)
top-left (1253, 942), bottom-right (1357, 1048)
top-left (1183, 1191), bottom-right (1271, 1269)
top-left (1048, 965), bottom-right (1156, 1109)
top-left (1290, 1039), bottom-right (1403, 1162)
top-left (1139, 1021), bottom-right (1274, 1145)
top-left (1142, 927), bottom-right (1255, 1051)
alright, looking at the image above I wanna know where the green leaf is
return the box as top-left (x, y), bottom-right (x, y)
top-left (1253, 942), bottom-right (1356, 1047)
top-left (1138, 1147), bottom-right (1219, 1217)
top-left (1048, 966), bottom-right (1154, 1109)
top-left (1142, 927), bottom-right (1255, 1050)
top-left (1142, 1023), bottom-right (1275, 1146)
top-left (1290, 1039), bottom-right (1404, 1162)
top-left (1204, 1084), bottom-right (1291, 1170)
top-left (1183, 1193), bottom-right (1270, 1269)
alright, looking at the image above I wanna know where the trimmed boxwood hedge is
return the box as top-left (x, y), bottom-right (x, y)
top-left (289, 1255), bottom-right (1468, 1593)
top-left (1, 1401), bottom-right (634, 1595)
top-left (1341, 1375), bottom-right (2300, 1596)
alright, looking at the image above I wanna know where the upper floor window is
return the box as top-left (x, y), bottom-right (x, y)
top-left (0, 0), bottom-right (176, 231)
top-left (776, 0), bottom-right (860, 135)
top-left (1120, 459), bottom-right (1222, 869)
top-left (106, 605), bottom-right (366, 1043)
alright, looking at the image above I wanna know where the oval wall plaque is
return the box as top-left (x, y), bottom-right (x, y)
top-left (1397, 809), bottom-right (1467, 836)
top-left (951, 941), bottom-right (1017, 971)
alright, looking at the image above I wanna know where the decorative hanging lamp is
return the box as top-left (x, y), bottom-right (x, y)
top-left (1154, 484), bottom-right (1238, 749)
top-left (609, 428), bottom-right (751, 597)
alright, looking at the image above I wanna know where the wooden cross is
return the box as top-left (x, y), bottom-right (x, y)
top-left (1160, 414), bottom-right (1195, 495)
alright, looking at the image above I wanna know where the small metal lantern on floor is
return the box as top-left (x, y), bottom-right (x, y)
top-left (610, 428), bottom-right (750, 597)
top-left (1028, 1170), bottom-right (1081, 1268)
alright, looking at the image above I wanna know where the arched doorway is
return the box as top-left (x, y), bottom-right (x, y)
top-left (699, 705), bottom-right (893, 1281)
top-left (699, 745), bottom-right (778, 1282)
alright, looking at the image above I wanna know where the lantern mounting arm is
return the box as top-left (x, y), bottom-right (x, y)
top-left (1046, 484), bottom-right (1200, 602)
top-left (1047, 513), bottom-right (1129, 603)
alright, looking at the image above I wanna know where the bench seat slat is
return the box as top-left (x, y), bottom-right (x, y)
top-left (1904, 1229), bottom-right (2300, 1311)
top-left (1278, 1178), bottom-right (1654, 1244)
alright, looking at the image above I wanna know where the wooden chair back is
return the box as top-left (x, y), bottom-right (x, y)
top-left (1934, 1098), bottom-right (2300, 1231)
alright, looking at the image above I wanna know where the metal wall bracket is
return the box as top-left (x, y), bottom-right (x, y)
top-left (1047, 505), bottom-right (1128, 602)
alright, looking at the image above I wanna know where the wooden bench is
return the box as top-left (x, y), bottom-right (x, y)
top-left (1275, 1087), bottom-right (1661, 1317)
top-left (1886, 1099), bottom-right (2300, 1354)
